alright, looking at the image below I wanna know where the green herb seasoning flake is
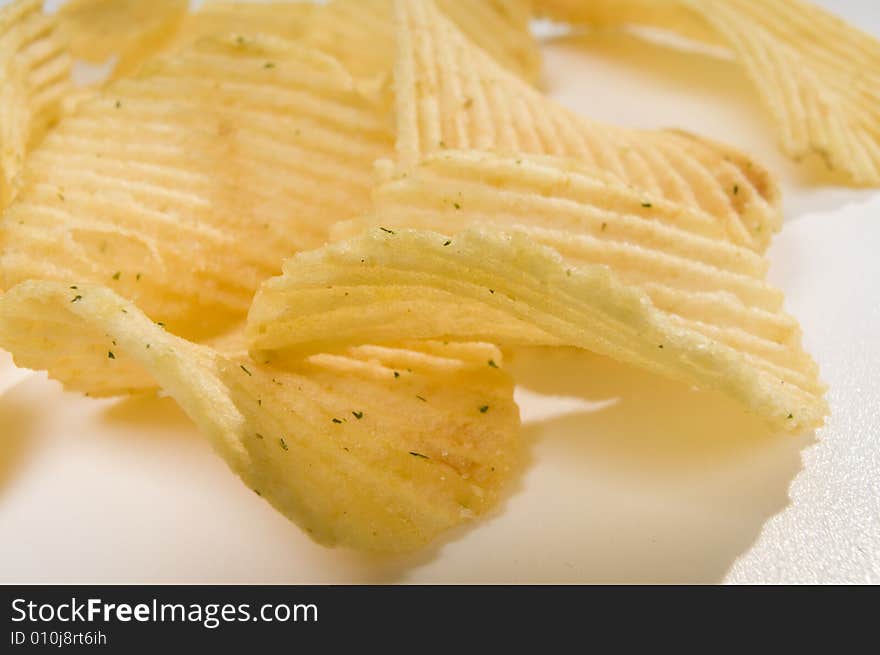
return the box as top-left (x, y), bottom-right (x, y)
top-left (70, 295), bottom-right (82, 303)
top-left (69, 286), bottom-right (78, 290)
top-left (733, 184), bottom-right (740, 195)
top-left (240, 364), bottom-right (252, 376)
top-left (264, 62), bottom-right (275, 69)
top-left (787, 413), bottom-right (794, 419)
top-left (488, 359), bottom-right (498, 368)
top-left (255, 433), bottom-right (264, 440)
top-left (279, 438), bottom-right (288, 451)
top-left (107, 351), bottom-right (115, 359)
top-left (479, 405), bottom-right (489, 413)
top-left (352, 411), bottom-right (363, 420)
top-left (393, 371), bottom-right (400, 378)
top-left (136, 273), bottom-right (142, 281)
top-left (409, 451), bottom-right (430, 460)
top-left (379, 227), bottom-right (395, 234)
top-left (332, 418), bottom-right (343, 424)
top-left (415, 395), bottom-right (427, 402)
top-left (641, 202), bottom-right (652, 208)
top-left (443, 240), bottom-right (452, 246)
top-left (453, 202), bottom-right (461, 210)
top-left (112, 271), bottom-right (121, 280)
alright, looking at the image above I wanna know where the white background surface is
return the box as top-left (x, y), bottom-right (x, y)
top-left (0, 0), bottom-right (877, 583)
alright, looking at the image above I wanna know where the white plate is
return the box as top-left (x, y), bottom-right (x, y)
top-left (0, 0), bottom-right (877, 583)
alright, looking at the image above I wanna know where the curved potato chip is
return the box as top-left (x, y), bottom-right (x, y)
top-left (177, 1), bottom-right (315, 45)
top-left (0, 34), bottom-right (394, 342)
top-left (1, 0), bottom-right (72, 206)
top-left (337, 150), bottom-right (812, 386)
top-left (56, 0), bottom-right (187, 78)
top-left (247, 227), bottom-right (827, 432)
top-left (535, 0), bottom-right (718, 46)
top-left (537, 0), bottom-right (880, 186)
top-left (392, 0), bottom-right (781, 251)
top-left (303, 0), bottom-right (541, 84)
top-left (435, 0), bottom-right (540, 84)
top-left (301, 0), bottom-right (398, 82)
top-left (0, 280), bottom-right (522, 552)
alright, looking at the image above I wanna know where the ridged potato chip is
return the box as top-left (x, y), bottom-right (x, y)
top-left (177, 1), bottom-right (315, 45)
top-left (393, 0), bottom-right (781, 251)
top-left (300, 0), bottom-right (396, 84)
top-left (535, 0), bottom-right (718, 46)
top-left (435, 0), bottom-right (540, 84)
top-left (56, 0), bottom-right (187, 78)
top-left (303, 0), bottom-right (541, 84)
top-left (247, 226), bottom-right (827, 432)
top-left (0, 0), bottom-right (72, 206)
top-left (0, 33), bottom-right (394, 344)
top-left (339, 149), bottom-right (819, 411)
top-left (536, 0), bottom-right (880, 186)
top-left (0, 280), bottom-right (522, 552)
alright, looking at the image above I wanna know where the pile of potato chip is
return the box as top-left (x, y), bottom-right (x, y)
top-left (1, 0), bottom-right (874, 552)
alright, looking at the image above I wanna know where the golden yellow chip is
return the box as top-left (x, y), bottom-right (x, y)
top-left (57, 0), bottom-right (188, 78)
top-left (0, 34), bottom-right (394, 343)
top-left (435, 0), bottom-right (541, 84)
top-left (0, 0), bottom-right (72, 206)
top-left (535, 0), bottom-right (718, 46)
top-left (303, 0), bottom-right (541, 84)
top-left (300, 0), bottom-right (397, 82)
top-left (177, 1), bottom-right (315, 46)
top-left (247, 226), bottom-right (826, 433)
top-left (536, 0), bottom-right (880, 186)
top-left (0, 280), bottom-right (522, 552)
top-left (338, 149), bottom-right (816, 404)
top-left (392, 0), bottom-right (781, 251)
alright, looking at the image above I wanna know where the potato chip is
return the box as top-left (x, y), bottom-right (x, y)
top-left (0, 280), bottom-right (522, 551)
top-left (0, 34), bottom-right (394, 343)
top-left (303, 0), bottom-right (541, 84)
top-left (392, 0), bottom-right (781, 251)
top-left (435, 0), bottom-right (540, 84)
top-left (177, 1), bottom-right (315, 46)
top-left (535, 0), bottom-right (718, 46)
top-left (56, 0), bottom-right (188, 78)
top-left (300, 0), bottom-right (397, 83)
top-left (0, 0), bottom-right (72, 206)
top-left (536, 0), bottom-right (880, 186)
top-left (338, 149), bottom-right (817, 400)
top-left (247, 226), bottom-right (826, 432)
